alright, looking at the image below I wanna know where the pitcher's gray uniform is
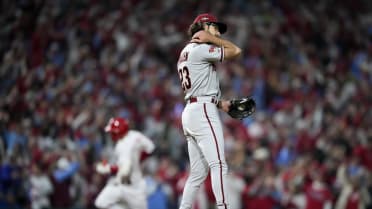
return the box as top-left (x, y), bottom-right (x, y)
top-left (177, 13), bottom-right (242, 209)
top-left (177, 38), bottom-right (228, 209)
top-left (177, 13), bottom-right (241, 209)
top-left (178, 43), bottom-right (223, 99)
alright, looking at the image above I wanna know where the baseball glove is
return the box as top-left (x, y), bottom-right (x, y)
top-left (228, 97), bottom-right (256, 120)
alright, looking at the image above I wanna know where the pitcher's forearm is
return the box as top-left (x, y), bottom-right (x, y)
top-left (217, 99), bottom-right (231, 112)
top-left (209, 36), bottom-right (242, 59)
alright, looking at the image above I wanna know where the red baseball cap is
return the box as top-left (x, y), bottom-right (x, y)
top-left (192, 13), bottom-right (227, 34)
top-left (104, 117), bottom-right (129, 141)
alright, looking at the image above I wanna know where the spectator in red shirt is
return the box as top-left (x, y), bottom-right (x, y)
top-left (353, 139), bottom-right (372, 171)
top-left (304, 166), bottom-right (333, 209)
top-left (242, 172), bottom-right (279, 209)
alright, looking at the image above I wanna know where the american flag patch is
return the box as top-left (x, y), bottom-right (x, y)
top-left (209, 46), bottom-right (216, 52)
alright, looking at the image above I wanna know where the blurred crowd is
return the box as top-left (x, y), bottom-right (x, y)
top-left (0, 0), bottom-right (371, 209)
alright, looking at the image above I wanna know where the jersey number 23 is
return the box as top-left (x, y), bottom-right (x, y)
top-left (178, 66), bottom-right (191, 91)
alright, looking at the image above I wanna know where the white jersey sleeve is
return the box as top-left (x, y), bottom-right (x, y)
top-left (138, 132), bottom-right (155, 154)
top-left (196, 44), bottom-right (224, 62)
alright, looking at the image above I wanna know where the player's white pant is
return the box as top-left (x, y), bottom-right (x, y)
top-left (95, 178), bottom-right (147, 209)
top-left (180, 102), bottom-right (230, 209)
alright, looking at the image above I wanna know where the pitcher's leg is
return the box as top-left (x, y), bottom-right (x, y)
top-left (199, 105), bottom-right (230, 209)
top-left (179, 137), bottom-right (209, 209)
top-left (209, 159), bottom-right (229, 209)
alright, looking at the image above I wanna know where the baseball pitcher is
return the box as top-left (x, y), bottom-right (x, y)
top-left (177, 13), bottom-right (243, 209)
top-left (94, 117), bottom-right (155, 209)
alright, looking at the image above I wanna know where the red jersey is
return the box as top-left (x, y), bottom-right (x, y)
top-left (345, 191), bottom-right (360, 209)
top-left (304, 182), bottom-right (333, 209)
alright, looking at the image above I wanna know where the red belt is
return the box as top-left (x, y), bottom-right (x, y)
top-left (189, 96), bottom-right (218, 104)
